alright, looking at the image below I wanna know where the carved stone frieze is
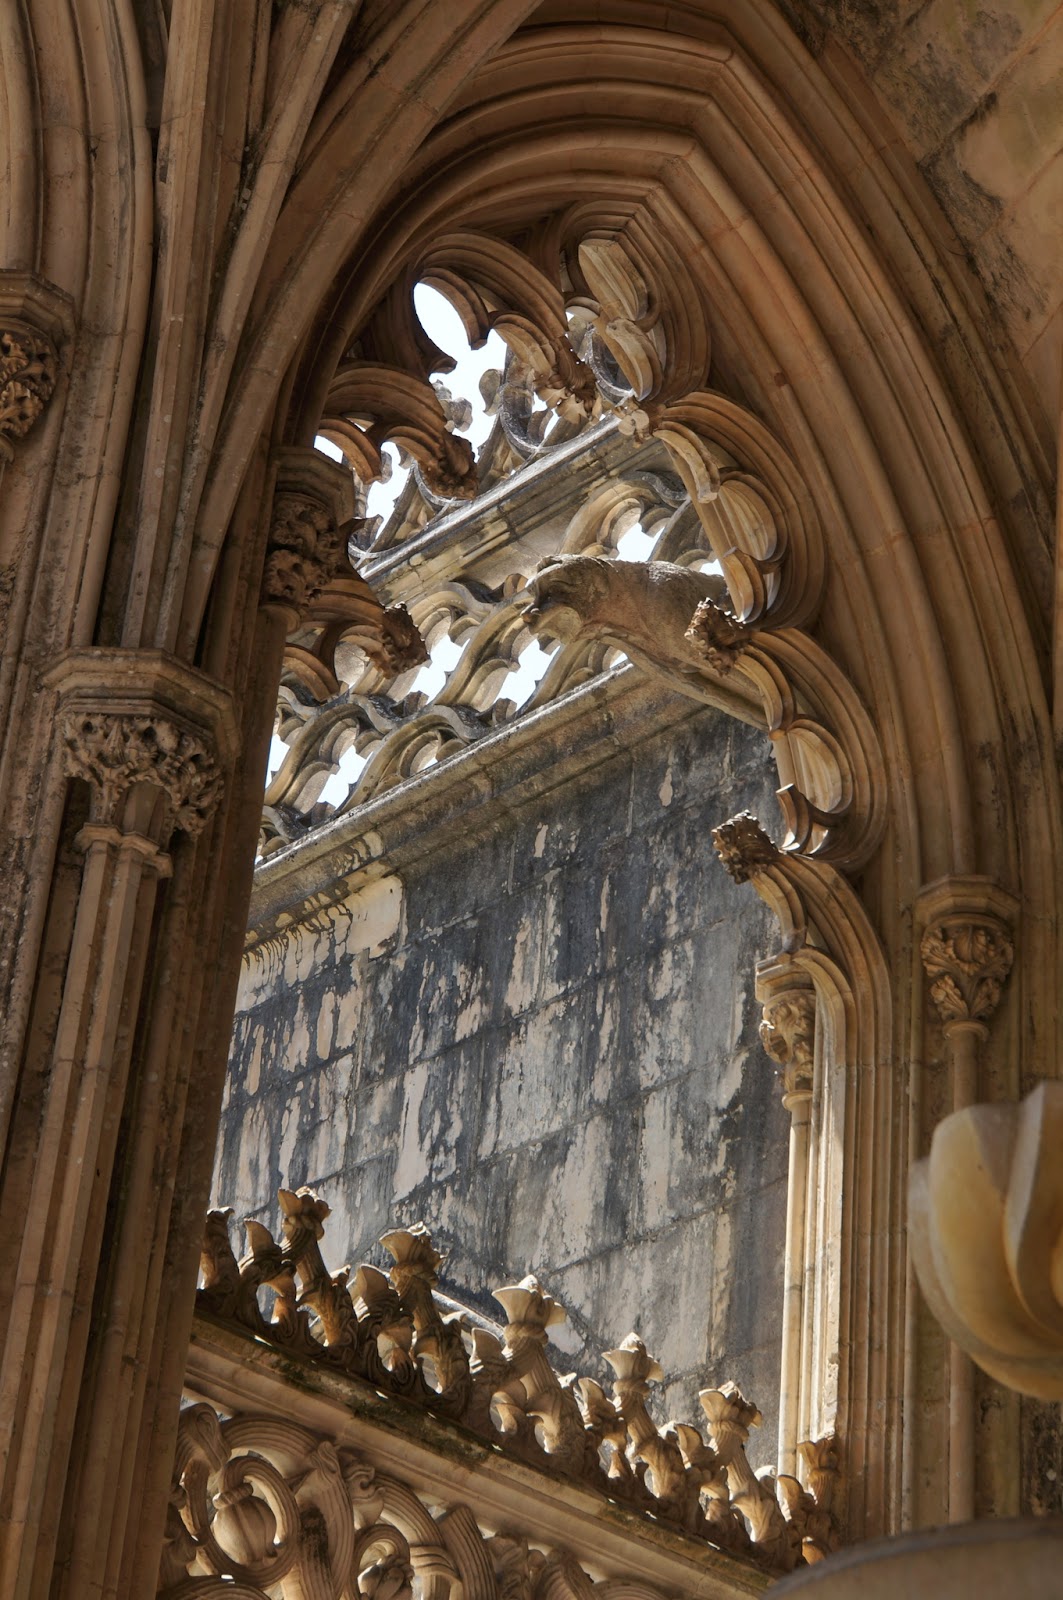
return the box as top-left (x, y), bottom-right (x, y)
top-left (712, 811), bottom-right (779, 884)
top-left (198, 1187), bottom-right (843, 1576)
top-left (0, 324), bottom-right (57, 453)
top-left (920, 920), bottom-right (1014, 1031)
top-left (760, 990), bottom-right (815, 1107)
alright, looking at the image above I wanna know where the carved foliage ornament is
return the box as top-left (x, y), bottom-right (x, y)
top-left (61, 710), bottom-right (224, 836)
top-left (685, 597), bottom-right (755, 674)
top-left (262, 491), bottom-right (346, 617)
top-left (0, 324), bottom-right (57, 450)
top-left (760, 991), bottom-right (815, 1105)
top-left (920, 919), bottom-right (1014, 1028)
top-left (712, 811), bottom-right (778, 884)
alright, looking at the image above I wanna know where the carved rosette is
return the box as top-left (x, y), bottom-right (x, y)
top-left (262, 490), bottom-right (346, 619)
top-left (685, 598), bottom-right (754, 674)
top-left (920, 919), bottom-right (1014, 1033)
top-left (760, 991), bottom-right (815, 1109)
top-left (712, 811), bottom-right (778, 884)
top-left (0, 323), bottom-right (58, 455)
top-left (60, 710), bottom-right (224, 836)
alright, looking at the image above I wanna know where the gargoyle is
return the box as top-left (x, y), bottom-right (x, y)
top-left (520, 553), bottom-right (731, 693)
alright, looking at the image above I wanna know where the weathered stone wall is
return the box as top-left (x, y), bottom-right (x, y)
top-left (217, 702), bottom-right (787, 1457)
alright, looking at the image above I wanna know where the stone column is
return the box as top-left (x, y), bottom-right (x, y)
top-left (917, 878), bottom-right (1016, 1525)
top-left (0, 651), bottom-right (233, 1600)
top-left (757, 957), bottom-right (817, 1478)
top-left (118, 445), bottom-right (355, 1597)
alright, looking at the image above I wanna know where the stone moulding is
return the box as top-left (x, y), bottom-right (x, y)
top-left (197, 1190), bottom-right (841, 1579)
top-left (43, 648), bottom-right (237, 840)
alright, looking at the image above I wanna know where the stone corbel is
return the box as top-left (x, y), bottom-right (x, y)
top-left (43, 649), bottom-right (236, 848)
top-left (0, 272), bottom-right (73, 461)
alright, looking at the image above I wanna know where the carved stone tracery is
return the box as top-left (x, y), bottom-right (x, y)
top-left (197, 1189), bottom-right (842, 1577)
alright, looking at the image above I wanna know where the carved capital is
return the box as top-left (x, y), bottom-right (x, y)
top-left (920, 920), bottom-right (1013, 1031)
top-left (263, 491), bottom-right (345, 617)
top-left (712, 811), bottom-right (778, 884)
top-left (760, 990), bottom-right (816, 1108)
top-left (685, 598), bottom-right (754, 673)
top-left (59, 711), bottom-right (223, 835)
top-left (263, 446), bottom-right (356, 625)
top-left (0, 325), bottom-right (57, 454)
top-left (917, 877), bottom-right (1017, 1035)
top-left (44, 649), bottom-right (235, 841)
top-left (0, 273), bottom-right (71, 458)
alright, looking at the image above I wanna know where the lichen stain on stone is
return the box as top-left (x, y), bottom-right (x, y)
top-left (219, 707), bottom-right (788, 1447)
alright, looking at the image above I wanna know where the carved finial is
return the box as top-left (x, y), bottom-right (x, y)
top-left (760, 992), bottom-right (815, 1108)
top-left (920, 919), bottom-right (1014, 1034)
top-left (380, 1222), bottom-right (445, 1295)
top-left (0, 324), bottom-right (57, 456)
top-left (685, 598), bottom-right (754, 673)
top-left (712, 812), bottom-right (778, 883)
top-left (494, 1275), bottom-right (567, 1346)
top-left (603, 1333), bottom-right (663, 1400)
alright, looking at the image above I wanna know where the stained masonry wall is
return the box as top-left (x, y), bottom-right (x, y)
top-left (217, 704), bottom-right (787, 1457)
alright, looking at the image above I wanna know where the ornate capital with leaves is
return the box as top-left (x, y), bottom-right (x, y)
top-left (45, 648), bottom-right (235, 844)
top-left (262, 489), bottom-right (347, 619)
top-left (760, 991), bottom-right (816, 1107)
top-left (60, 710), bottom-right (224, 836)
top-left (920, 918), bottom-right (1014, 1032)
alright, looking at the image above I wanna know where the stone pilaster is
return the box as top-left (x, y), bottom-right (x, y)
top-left (916, 876), bottom-right (1018, 1527)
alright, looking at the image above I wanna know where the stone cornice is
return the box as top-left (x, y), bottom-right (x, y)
top-left (247, 663), bottom-right (759, 948)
